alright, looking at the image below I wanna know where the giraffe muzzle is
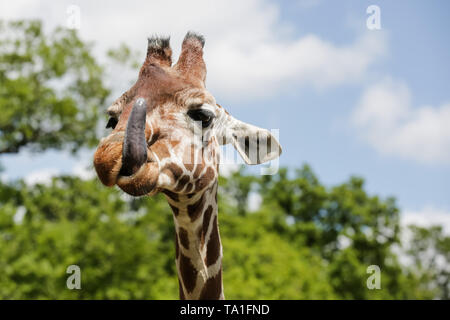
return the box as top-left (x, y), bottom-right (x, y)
top-left (94, 97), bottom-right (159, 197)
top-left (113, 97), bottom-right (159, 197)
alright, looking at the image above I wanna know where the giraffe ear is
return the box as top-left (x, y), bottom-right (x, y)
top-left (146, 36), bottom-right (172, 67)
top-left (174, 32), bottom-right (206, 84)
top-left (226, 118), bottom-right (282, 165)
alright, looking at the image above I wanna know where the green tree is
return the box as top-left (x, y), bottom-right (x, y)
top-left (0, 177), bottom-right (177, 299)
top-left (0, 20), bottom-right (109, 154)
top-left (234, 165), bottom-right (435, 299)
top-left (406, 225), bottom-right (450, 299)
top-left (0, 168), bottom-right (444, 299)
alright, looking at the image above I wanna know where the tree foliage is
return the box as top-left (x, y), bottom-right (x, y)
top-left (0, 167), bottom-right (446, 299)
top-left (406, 225), bottom-right (450, 299)
top-left (0, 20), bottom-right (109, 154)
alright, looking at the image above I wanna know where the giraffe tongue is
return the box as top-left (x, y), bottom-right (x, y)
top-left (120, 98), bottom-right (148, 176)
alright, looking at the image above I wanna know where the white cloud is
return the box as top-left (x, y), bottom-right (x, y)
top-left (24, 168), bottom-right (60, 185)
top-left (402, 207), bottom-right (450, 235)
top-left (208, 31), bottom-right (386, 98)
top-left (72, 162), bottom-right (95, 180)
top-left (352, 78), bottom-right (450, 164)
top-left (0, 0), bottom-right (386, 100)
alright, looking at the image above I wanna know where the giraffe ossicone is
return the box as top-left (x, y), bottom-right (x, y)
top-left (93, 32), bottom-right (282, 300)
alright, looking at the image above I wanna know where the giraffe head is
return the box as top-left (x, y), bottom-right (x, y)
top-left (94, 32), bottom-right (282, 197)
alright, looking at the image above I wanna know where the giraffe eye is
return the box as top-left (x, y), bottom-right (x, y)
top-left (106, 117), bottom-right (118, 129)
top-left (187, 109), bottom-right (215, 128)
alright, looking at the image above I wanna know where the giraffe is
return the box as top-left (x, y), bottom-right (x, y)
top-left (93, 32), bottom-right (282, 300)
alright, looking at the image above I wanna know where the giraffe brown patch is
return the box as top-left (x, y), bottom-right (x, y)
top-left (179, 253), bottom-right (197, 294)
top-left (147, 131), bottom-right (160, 147)
top-left (169, 203), bottom-right (179, 216)
top-left (171, 139), bottom-right (180, 148)
top-left (165, 163), bottom-right (184, 181)
top-left (199, 269), bottom-right (222, 300)
top-left (162, 189), bottom-right (179, 202)
top-left (201, 206), bottom-right (213, 249)
top-left (184, 144), bottom-right (196, 171)
top-left (153, 141), bottom-right (171, 159)
top-left (187, 192), bottom-right (195, 199)
top-left (193, 150), bottom-right (204, 178)
top-left (195, 167), bottom-right (215, 191)
top-left (206, 215), bottom-right (220, 267)
top-left (187, 194), bottom-right (205, 221)
top-left (185, 183), bottom-right (193, 193)
top-left (178, 279), bottom-right (186, 300)
top-left (175, 175), bottom-right (190, 192)
top-left (178, 227), bottom-right (189, 250)
top-left (193, 164), bottom-right (203, 179)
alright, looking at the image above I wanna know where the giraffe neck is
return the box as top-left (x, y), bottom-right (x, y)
top-left (164, 181), bottom-right (224, 300)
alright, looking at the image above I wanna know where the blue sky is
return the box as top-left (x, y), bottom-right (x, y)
top-left (241, 0), bottom-right (450, 210)
top-left (1, 0), bottom-right (449, 229)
